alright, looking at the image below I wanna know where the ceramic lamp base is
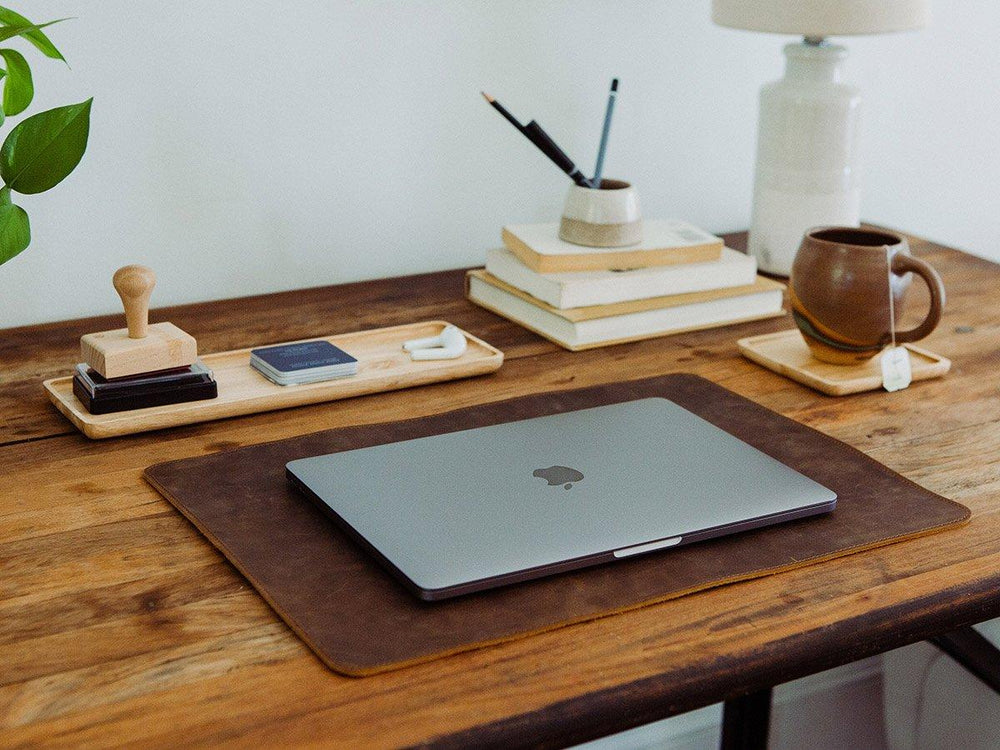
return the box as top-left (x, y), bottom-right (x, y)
top-left (747, 41), bottom-right (862, 277)
top-left (750, 185), bottom-right (861, 276)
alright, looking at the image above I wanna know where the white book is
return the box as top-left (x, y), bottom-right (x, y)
top-left (466, 270), bottom-right (785, 351)
top-left (485, 247), bottom-right (758, 309)
top-left (501, 219), bottom-right (724, 273)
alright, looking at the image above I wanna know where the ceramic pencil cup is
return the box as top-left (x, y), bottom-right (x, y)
top-left (558, 179), bottom-right (642, 248)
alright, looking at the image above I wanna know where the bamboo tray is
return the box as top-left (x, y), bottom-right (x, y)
top-left (738, 328), bottom-right (950, 396)
top-left (44, 321), bottom-right (503, 439)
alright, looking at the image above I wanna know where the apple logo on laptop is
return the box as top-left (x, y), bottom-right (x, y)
top-left (533, 465), bottom-right (584, 490)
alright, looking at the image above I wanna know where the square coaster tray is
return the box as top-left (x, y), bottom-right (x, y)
top-left (44, 321), bottom-right (503, 439)
top-left (738, 329), bottom-right (950, 396)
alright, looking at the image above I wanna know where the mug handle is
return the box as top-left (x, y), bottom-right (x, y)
top-left (890, 254), bottom-right (946, 344)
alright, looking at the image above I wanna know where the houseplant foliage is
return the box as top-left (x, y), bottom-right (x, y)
top-left (0, 6), bottom-right (91, 265)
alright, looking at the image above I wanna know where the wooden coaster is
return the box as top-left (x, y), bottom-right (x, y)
top-left (45, 321), bottom-right (503, 439)
top-left (738, 329), bottom-right (950, 396)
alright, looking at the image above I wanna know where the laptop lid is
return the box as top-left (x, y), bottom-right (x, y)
top-left (286, 397), bottom-right (836, 600)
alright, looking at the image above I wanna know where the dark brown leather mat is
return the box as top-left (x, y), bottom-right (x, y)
top-left (144, 374), bottom-right (970, 676)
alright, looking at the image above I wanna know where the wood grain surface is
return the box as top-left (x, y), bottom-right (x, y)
top-left (2, 231), bottom-right (1000, 749)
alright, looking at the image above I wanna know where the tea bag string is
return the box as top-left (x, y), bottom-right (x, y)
top-left (885, 245), bottom-right (897, 349)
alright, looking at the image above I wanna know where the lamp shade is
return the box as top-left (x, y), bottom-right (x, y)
top-left (711, 0), bottom-right (930, 36)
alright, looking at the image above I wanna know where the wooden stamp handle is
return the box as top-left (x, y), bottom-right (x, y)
top-left (113, 265), bottom-right (156, 339)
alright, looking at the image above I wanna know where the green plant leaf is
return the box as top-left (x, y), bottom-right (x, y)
top-left (0, 200), bottom-right (30, 265)
top-left (0, 48), bottom-right (32, 115)
top-left (0, 7), bottom-right (65, 61)
top-left (0, 98), bottom-right (92, 194)
top-left (0, 20), bottom-right (64, 46)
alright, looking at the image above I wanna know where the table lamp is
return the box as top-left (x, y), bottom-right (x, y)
top-left (712, 0), bottom-right (930, 275)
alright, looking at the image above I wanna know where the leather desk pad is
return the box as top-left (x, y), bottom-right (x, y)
top-left (144, 374), bottom-right (970, 676)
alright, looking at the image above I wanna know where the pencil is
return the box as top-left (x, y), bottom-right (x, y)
top-left (591, 78), bottom-right (619, 189)
top-left (482, 91), bottom-right (593, 187)
top-left (481, 91), bottom-right (526, 134)
top-left (523, 121), bottom-right (592, 188)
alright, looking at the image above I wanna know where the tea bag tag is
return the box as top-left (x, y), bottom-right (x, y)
top-left (881, 245), bottom-right (912, 392)
top-left (881, 346), bottom-right (912, 392)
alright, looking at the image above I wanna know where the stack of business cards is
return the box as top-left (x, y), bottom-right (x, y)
top-left (250, 340), bottom-right (358, 386)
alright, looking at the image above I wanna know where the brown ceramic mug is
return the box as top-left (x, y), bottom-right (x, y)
top-left (789, 227), bottom-right (946, 365)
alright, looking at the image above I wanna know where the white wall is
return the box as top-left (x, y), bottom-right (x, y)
top-left (1, 1), bottom-right (997, 329)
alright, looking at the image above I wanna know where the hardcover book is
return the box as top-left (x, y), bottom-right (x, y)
top-left (501, 219), bottom-right (724, 273)
top-left (466, 270), bottom-right (785, 351)
top-left (485, 246), bottom-right (758, 309)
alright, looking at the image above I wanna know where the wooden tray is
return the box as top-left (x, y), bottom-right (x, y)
top-left (44, 321), bottom-right (503, 439)
top-left (738, 328), bottom-right (950, 396)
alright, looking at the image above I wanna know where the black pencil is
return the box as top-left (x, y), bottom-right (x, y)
top-left (523, 121), bottom-right (592, 188)
top-left (482, 91), bottom-right (593, 187)
top-left (481, 91), bottom-right (526, 133)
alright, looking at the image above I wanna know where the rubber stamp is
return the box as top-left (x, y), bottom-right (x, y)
top-left (80, 265), bottom-right (197, 379)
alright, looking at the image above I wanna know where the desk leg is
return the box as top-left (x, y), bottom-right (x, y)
top-left (720, 687), bottom-right (772, 750)
top-left (930, 626), bottom-right (1000, 695)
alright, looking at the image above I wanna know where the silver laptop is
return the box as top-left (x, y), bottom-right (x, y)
top-left (286, 397), bottom-right (836, 600)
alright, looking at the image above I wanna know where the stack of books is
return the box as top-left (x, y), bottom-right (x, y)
top-left (466, 220), bottom-right (785, 351)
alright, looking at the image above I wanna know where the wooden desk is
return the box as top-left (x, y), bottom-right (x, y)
top-left (2, 232), bottom-right (999, 748)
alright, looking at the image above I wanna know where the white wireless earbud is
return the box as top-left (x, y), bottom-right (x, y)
top-left (403, 324), bottom-right (468, 360)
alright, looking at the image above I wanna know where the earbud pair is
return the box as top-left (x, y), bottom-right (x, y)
top-left (403, 324), bottom-right (468, 360)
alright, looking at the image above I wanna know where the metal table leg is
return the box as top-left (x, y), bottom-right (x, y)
top-left (930, 625), bottom-right (1000, 695)
top-left (710, 625), bottom-right (996, 750)
top-left (720, 687), bottom-right (773, 750)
